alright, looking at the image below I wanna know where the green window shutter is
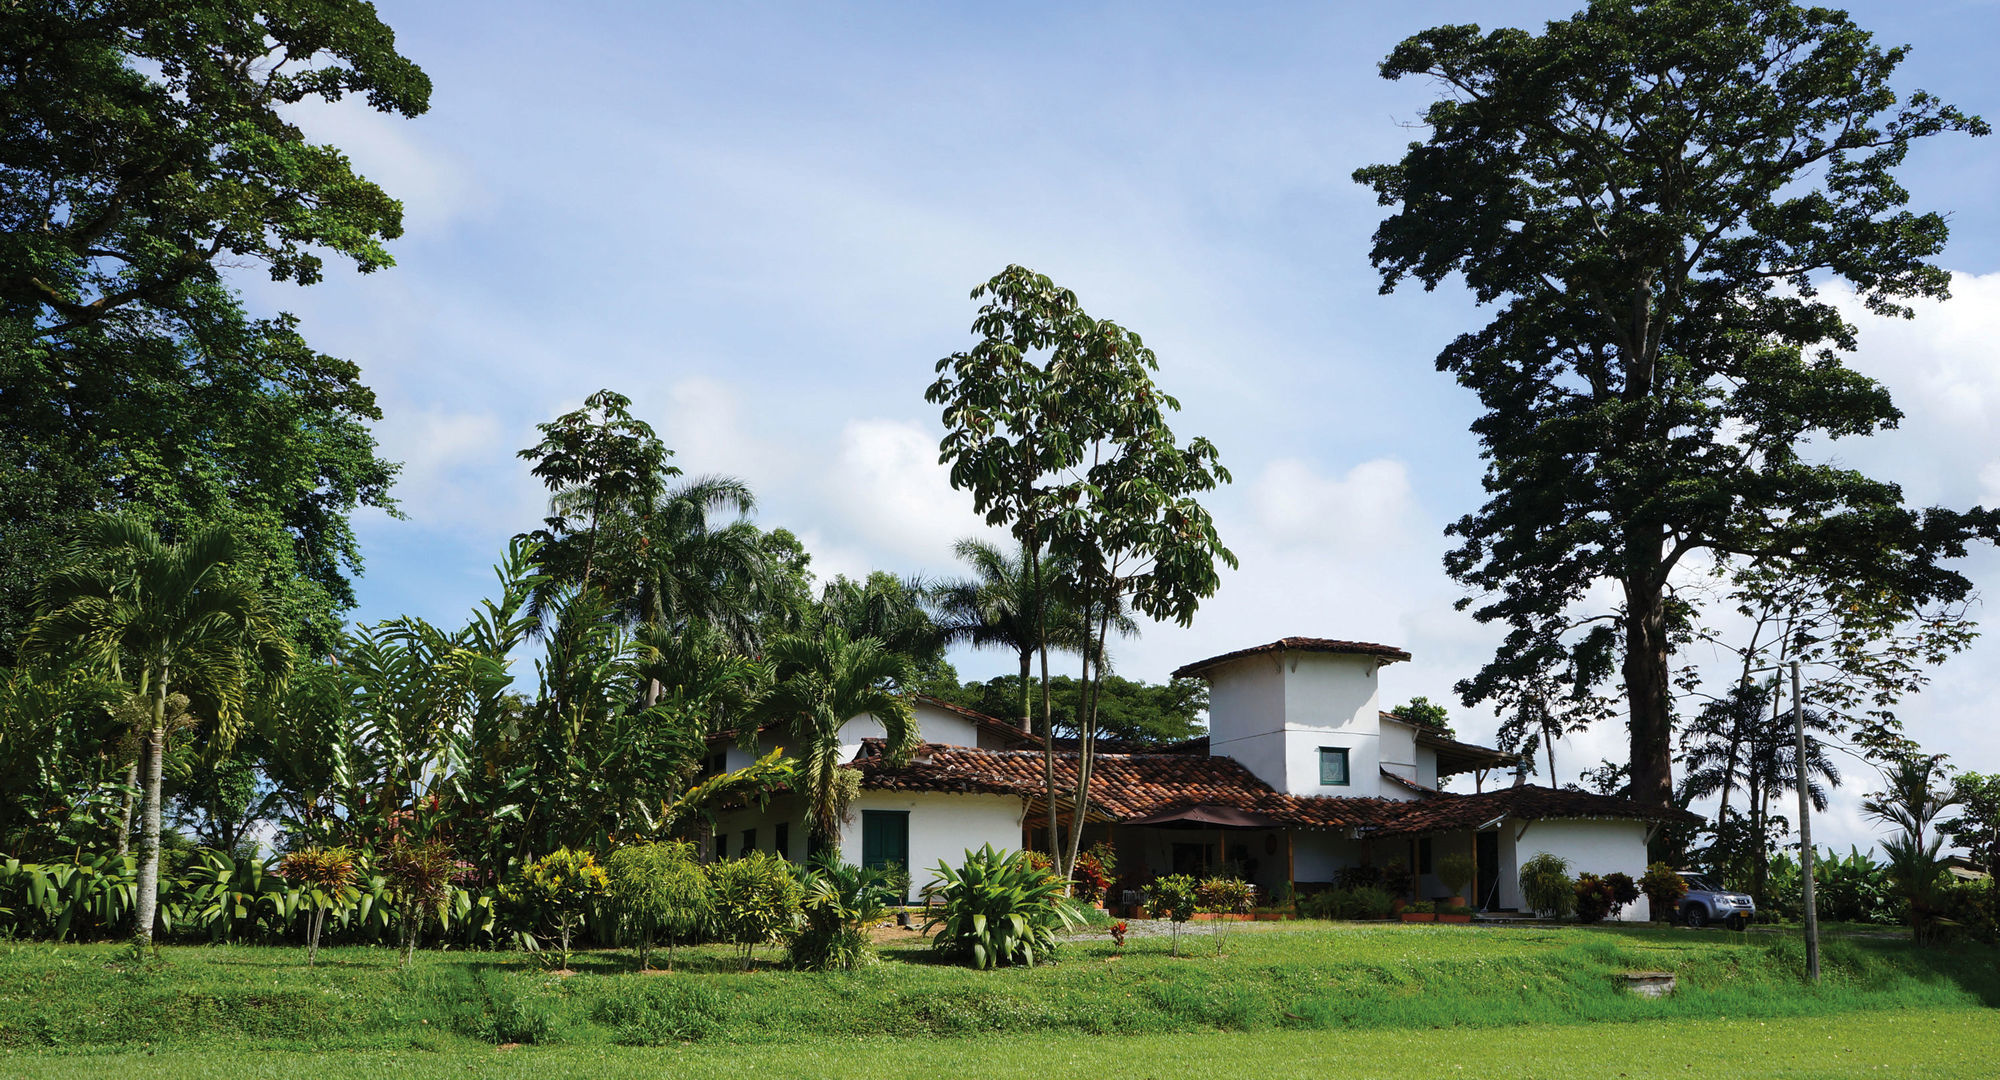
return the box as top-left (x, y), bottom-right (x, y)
top-left (860, 810), bottom-right (909, 872)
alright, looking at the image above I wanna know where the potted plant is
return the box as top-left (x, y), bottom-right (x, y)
top-left (1436, 903), bottom-right (1474, 924)
top-left (1436, 852), bottom-right (1475, 909)
top-left (1400, 900), bottom-right (1436, 923)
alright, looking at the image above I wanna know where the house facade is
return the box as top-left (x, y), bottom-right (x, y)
top-left (710, 637), bottom-right (1692, 920)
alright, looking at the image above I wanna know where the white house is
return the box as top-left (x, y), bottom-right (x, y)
top-left (710, 637), bottom-right (1692, 920)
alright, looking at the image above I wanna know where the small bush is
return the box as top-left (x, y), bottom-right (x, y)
top-left (1145, 874), bottom-right (1202, 956)
top-left (604, 841), bottom-right (708, 970)
top-left (706, 850), bottom-right (803, 969)
top-left (1436, 853), bottom-right (1475, 899)
top-left (593, 979), bottom-right (727, 1044)
top-left (1574, 872), bottom-right (1638, 923)
top-left (1334, 864), bottom-right (1383, 891)
top-left (1519, 852), bottom-right (1573, 919)
top-left (519, 848), bottom-right (609, 969)
top-left (1640, 862), bottom-right (1687, 921)
top-left (1298, 886), bottom-right (1395, 920)
top-left (923, 844), bottom-right (1082, 969)
top-left (1197, 877), bottom-right (1253, 915)
top-left (790, 857), bottom-right (894, 971)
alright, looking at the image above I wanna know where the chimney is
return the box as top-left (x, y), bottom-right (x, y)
top-left (1512, 758), bottom-right (1528, 788)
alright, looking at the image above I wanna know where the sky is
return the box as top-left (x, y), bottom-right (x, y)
top-left (241, 0), bottom-right (2000, 853)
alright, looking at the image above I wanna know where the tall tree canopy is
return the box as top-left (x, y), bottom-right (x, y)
top-left (1354, 0), bottom-right (1993, 805)
top-left (0, 0), bottom-right (432, 657)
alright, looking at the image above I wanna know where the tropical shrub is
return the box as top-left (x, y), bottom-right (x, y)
top-left (0, 854), bottom-right (138, 940)
top-left (1144, 873), bottom-right (1202, 956)
top-left (279, 846), bottom-right (356, 965)
top-left (1940, 877), bottom-right (1996, 945)
top-left (381, 838), bottom-right (457, 967)
top-left (520, 848), bottom-right (609, 970)
top-left (1640, 862), bottom-right (1687, 923)
top-left (706, 850), bottom-right (803, 969)
top-left (1814, 847), bottom-right (1899, 925)
top-left (1436, 853), bottom-right (1475, 900)
top-left (922, 844), bottom-right (1082, 969)
top-left (180, 849), bottom-right (298, 943)
top-left (1568, 872), bottom-right (1632, 924)
top-left (790, 857), bottom-right (894, 970)
top-left (1071, 849), bottom-right (1113, 904)
top-left (1882, 834), bottom-right (1952, 945)
top-left (1297, 886), bottom-right (1394, 920)
top-left (1518, 852), bottom-right (1573, 919)
top-left (604, 841), bottom-right (708, 970)
top-left (1334, 864), bottom-right (1384, 891)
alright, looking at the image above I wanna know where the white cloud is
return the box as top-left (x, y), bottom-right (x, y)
top-left (820, 419), bottom-right (987, 567)
top-left (1251, 456), bottom-right (1414, 550)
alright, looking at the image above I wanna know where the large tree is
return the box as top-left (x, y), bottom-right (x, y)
top-left (0, 1), bottom-right (431, 657)
top-left (1355, 0), bottom-right (1993, 805)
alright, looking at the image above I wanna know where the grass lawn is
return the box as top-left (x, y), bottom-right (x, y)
top-left (9, 1011), bottom-right (1997, 1079)
top-left (2, 920), bottom-right (1992, 1075)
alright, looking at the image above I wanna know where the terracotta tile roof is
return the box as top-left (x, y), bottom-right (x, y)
top-left (1171, 637), bottom-right (1412, 679)
top-left (850, 741), bottom-right (1693, 833)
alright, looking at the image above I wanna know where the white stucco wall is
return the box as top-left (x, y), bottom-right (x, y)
top-left (1513, 818), bottom-right (1654, 921)
top-left (1206, 651), bottom-right (1396, 798)
top-left (838, 791), bottom-right (1024, 893)
top-left (1205, 655), bottom-right (1290, 791)
top-left (1377, 717), bottom-right (1419, 785)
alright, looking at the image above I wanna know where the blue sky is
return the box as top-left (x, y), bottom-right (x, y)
top-left (246, 1), bottom-right (2000, 849)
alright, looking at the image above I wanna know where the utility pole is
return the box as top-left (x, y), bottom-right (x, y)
top-left (1792, 659), bottom-right (1820, 983)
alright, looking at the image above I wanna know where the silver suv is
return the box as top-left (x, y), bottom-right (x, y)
top-left (1676, 871), bottom-right (1755, 930)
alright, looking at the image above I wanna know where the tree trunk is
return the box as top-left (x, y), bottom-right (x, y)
top-left (1621, 564), bottom-right (1675, 807)
top-left (132, 675), bottom-right (168, 945)
top-left (1017, 650), bottom-right (1033, 734)
top-left (117, 760), bottom-right (137, 858)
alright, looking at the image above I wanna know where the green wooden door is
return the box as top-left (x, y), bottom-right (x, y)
top-left (861, 810), bottom-right (909, 875)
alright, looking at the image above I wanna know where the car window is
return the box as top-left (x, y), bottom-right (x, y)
top-left (1680, 874), bottom-right (1715, 891)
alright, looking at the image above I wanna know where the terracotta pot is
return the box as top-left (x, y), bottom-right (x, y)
top-left (1445, 896), bottom-right (1467, 908)
top-left (1390, 899), bottom-right (1407, 916)
top-left (1192, 912), bottom-right (1254, 922)
top-left (1436, 913), bottom-right (1472, 924)
top-left (1400, 912), bottom-right (1436, 923)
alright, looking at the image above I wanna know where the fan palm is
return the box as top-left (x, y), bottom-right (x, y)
top-left (758, 627), bottom-right (917, 850)
top-left (929, 539), bottom-right (1113, 732)
top-left (25, 515), bottom-right (289, 943)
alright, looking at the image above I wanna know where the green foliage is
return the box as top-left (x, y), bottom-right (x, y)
top-left (789, 857), bottom-right (895, 971)
top-left (1355, 0), bottom-right (1994, 806)
top-left (1197, 877), bottom-right (1253, 915)
top-left (1811, 848), bottom-right (1899, 926)
top-left (759, 625), bottom-right (915, 846)
top-left (1296, 887), bottom-right (1394, 921)
top-left (923, 844), bottom-right (1082, 969)
top-left (519, 848), bottom-right (609, 970)
top-left (1574, 873), bottom-right (1639, 924)
top-left (0, 0), bottom-right (429, 657)
top-left (1070, 843), bottom-right (1115, 903)
top-left (706, 851), bottom-right (803, 969)
top-left (1391, 696), bottom-right (1453, 736)
top-left (604, 841), bottom-right (708, 970)
top-left (1144, 873), bottom-right (1202, 957)
top-left (1942, 772), bottom-right (2000, 879)
top-left (1435, 853), bottom-right (1476, 898)
top-left (381, 839), bottom-right (457, 966)
top-left (934, 673), bottom-right (1209, 746)
top-left (1640, 862), bottom-right (1688, 922)
top-left (1519, 853), bottom-right (1574, 919)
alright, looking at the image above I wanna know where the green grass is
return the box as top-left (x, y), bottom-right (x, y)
top-left (0, 922), bottom-right (1992, 1055)
top-left (8, 1011), bottom-right (1996, 1079)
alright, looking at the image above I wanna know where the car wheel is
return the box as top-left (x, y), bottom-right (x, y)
top-left (1683, 904), bottom-right (1709, 929)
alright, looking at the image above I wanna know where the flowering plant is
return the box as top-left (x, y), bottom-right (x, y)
top-left (1110, 920), bottom-right (1128, 948)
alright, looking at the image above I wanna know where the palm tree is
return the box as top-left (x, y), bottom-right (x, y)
top-left (25, 515), bottom-right (288, 943)
top-left (929, 539), bottom-right (1107, 732)
top-left (1865, 754), bottom-right (1957, 851)
top-left (758, 626), bottom-right (917, 851)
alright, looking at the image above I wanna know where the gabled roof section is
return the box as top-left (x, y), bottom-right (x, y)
top-left (914, 694), bottom-right (1043, 749)
top-left (1171, 637), bottom-right (1412, 679)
